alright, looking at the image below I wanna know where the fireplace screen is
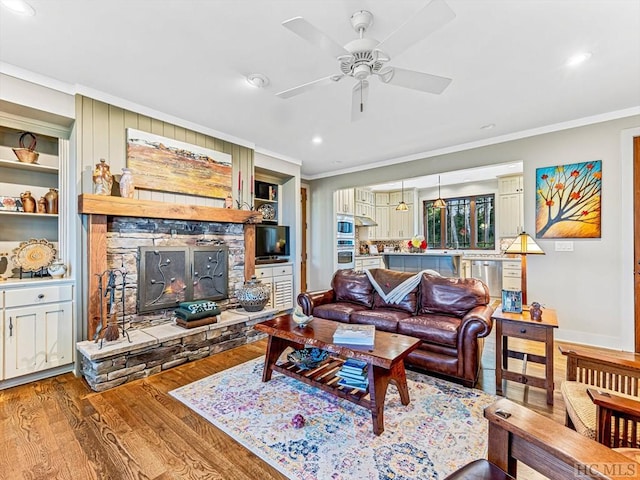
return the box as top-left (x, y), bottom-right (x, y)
top-left (138, 246), bottom-right (228, 313)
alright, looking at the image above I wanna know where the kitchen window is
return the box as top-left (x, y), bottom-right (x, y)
top-left (423, 194), bottom-right (495, 250)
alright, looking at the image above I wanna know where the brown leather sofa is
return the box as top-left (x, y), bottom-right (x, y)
top-left (297, 268), bottom-right (494, 387)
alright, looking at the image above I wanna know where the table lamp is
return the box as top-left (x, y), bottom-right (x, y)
top-left (504, 232), bottom-right (545, 305)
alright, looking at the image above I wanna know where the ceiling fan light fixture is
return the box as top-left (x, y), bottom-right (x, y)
top-left (246, 73), bottom-right (270, 88)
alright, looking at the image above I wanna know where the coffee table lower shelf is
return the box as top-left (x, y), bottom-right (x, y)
top-left (272, 358), bottom-right (371, 406)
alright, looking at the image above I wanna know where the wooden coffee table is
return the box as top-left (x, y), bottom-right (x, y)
top-left (254, 315), bottom-right (421, 435)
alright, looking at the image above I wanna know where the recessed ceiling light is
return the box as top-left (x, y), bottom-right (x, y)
top-left (480, 123), bottom-right (495, 130)
top-left (0, 0), bottom-right (35, 15)
top-left (312, 136), bottom-right (323, 145)
top-left (566, 52), bottom-right (592, 67)
top-left (246, 73), bottom-right (269, 88)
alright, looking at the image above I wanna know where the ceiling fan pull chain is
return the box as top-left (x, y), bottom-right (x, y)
top-left (360, 81), bottom-right (364, 112)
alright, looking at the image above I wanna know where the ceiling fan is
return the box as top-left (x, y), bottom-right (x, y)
top-left (276, 0), bottom-right (456, 120)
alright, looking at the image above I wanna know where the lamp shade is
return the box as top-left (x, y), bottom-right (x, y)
top-left (505, 232), bottom-right (545, 255)
top-left (396, 201), bottom-right (409, 211)
top-left (433, 197), bottom-right (447, 209)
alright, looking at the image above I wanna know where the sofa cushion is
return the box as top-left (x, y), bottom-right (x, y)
top-left (419, 274), bottom-right (489, 317)
top-left (331, 269), bottom-right (374, 308)
top-left (313, 302), bottom-right (368, 323)
top-left (373, 288), bottom-right (418, 314)
top-left (350, 309), bottom-right (410, 333)
top-left (398, 314), bottom-right (461, 347)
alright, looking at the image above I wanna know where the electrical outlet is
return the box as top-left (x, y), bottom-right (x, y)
top-left (555, 241), bottom-right (574, 252)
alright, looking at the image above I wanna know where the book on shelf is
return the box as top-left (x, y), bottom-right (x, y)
top-left (337, 377), bottom-right (368, 392)
top-left (336, 370), bottom-right (368, 382)
top-left (343, 358), bottom-right (368, 369)
top-left (333, 324), bottom-right (375, 345)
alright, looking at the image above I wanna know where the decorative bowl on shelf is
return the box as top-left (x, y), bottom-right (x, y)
top-left (287, 348), bottom-right (329, 370)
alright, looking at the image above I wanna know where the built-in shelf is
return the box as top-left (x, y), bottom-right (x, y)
top-left (0, 158), bottom-right (58, 173)
top-left (0, 211), bottom-right (58, 218)
top-left (78, 194), bottom-right (263, 224)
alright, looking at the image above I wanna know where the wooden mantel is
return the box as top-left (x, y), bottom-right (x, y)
top-left (78, 193), bottom-right (262, 224)
top-left (78, 194), bottom-right (261, 339)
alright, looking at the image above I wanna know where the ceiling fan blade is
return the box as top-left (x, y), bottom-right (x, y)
top-left (351, 80), bottom-right (369, 121)
top-left (375, 0), bottom-right (455, 59)
top-left (379, 67), bottom-right (451, 94)
top-left (276, 74), bottom-right (345, 99)
top-left (282, 16), bottom-right (351, 59)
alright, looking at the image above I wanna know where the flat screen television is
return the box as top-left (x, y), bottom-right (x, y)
top-left (255, 224), bottom-right (290, 260)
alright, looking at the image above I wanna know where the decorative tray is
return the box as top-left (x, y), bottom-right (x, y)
top-left (11, 238), bottom-right (57, 272)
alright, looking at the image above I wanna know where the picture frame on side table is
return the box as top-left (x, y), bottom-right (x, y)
top-left (502, 289), bottom-right (523, 314)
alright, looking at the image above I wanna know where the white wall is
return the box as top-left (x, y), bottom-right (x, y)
top-left (308, 115), bottom-right (640, 351)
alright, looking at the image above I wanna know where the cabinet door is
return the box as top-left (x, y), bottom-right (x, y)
top-left (273, 275), bottom-right (293, 310)
top-left (336, 188), bottom-right (354, 214)
top-left (388, 203), bottom-right (413, 239)
top-left (389, 191), bottom-right (402, 205)
top-left (4, 302), bottom-right (73, 379)
top-left (371, 206), bottom-right (389, 239)
top-left (375, 192), bottom-right (389, 205)
top-left (499, 192), bottom-right (524, 237)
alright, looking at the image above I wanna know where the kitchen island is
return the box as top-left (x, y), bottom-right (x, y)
top-left (383, 251), bottom-right (462, 277)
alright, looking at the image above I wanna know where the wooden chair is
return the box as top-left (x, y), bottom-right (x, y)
top-left (444, 398), bottom-right (639, 479)
top-left (560, 344), bottom-right (640, 450)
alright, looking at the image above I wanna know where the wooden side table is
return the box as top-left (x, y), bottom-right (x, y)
top-left (492, 306), bottom-right (558, 405)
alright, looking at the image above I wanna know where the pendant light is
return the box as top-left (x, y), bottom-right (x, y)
top-left (396, 180), bottom-right (409, 211)
top-left (433, 175), bottom-right (447, 208)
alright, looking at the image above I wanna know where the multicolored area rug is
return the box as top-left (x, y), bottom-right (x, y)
top-left (169, 357), bottom-right (496, 479)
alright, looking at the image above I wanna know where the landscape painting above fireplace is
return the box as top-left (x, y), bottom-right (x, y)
top-left (126, 128), bottom-right (233, 199)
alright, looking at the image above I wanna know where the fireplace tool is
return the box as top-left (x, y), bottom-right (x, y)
top-left (94, 267), bottom-right (131, 348)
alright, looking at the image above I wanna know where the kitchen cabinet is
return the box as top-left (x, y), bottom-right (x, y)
top-left (355, 256), bottom-right (384, 270)
top-left (335, 188), bottom-right (355, 214)
top-left (375, 192), bottom-right (390, 205)
top-left (389, 190), bottom-right (414, 205)
top-left (254, 263), bottom-right (293, 311)
top-left (502, 260), bottom-right (522, 291)
top-left (371, 205), bottom-right (390, 239)
top-left (498, 175), bottom-right (524, 238)
top-left (355, 201), bottom-right (375, 219)
top-left (355, 188), bottom-right (374, 205)
top-left (3, 282), bottom-right (74, 380)
top-left (388, 203), bottom-right (413, 239)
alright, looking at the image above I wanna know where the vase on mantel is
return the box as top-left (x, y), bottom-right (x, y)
top-left (119, 168), bottom-right (135, 198)
top-left (92, 158), bottom-right (114, 196)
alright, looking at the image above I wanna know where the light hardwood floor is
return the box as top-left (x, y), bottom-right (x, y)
top-left (0, 328), bottom-right (571, 479)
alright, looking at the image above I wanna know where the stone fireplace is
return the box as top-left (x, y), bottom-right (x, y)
top-left (105, 216), bottom-right (242, 330)
top-left (76, 194), bottom-right (269, 391)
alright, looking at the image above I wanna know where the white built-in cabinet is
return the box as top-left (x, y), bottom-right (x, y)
top-left (0, 116), bottom-right (75, 388)
top-left (354, 188), bottom-right (375, 218)
top-left (2, 282), bottom-right (74, 380)
top-left (355, 256), bottom-right (384, 270)
top-left (335, 188), bottom-right (355, 215)
top-left (254, 263), bottom-right (294, 311)
top-left (498, 175), bottom-right (524, 238)
top-left (370, 189), bottom-right (415, 240)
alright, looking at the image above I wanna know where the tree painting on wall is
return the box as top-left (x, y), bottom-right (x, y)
top-left (535, 160), bottom-right (602, 238)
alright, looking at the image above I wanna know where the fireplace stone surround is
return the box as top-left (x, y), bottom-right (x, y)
top-left (77, 194), bottom-right (266, 390)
